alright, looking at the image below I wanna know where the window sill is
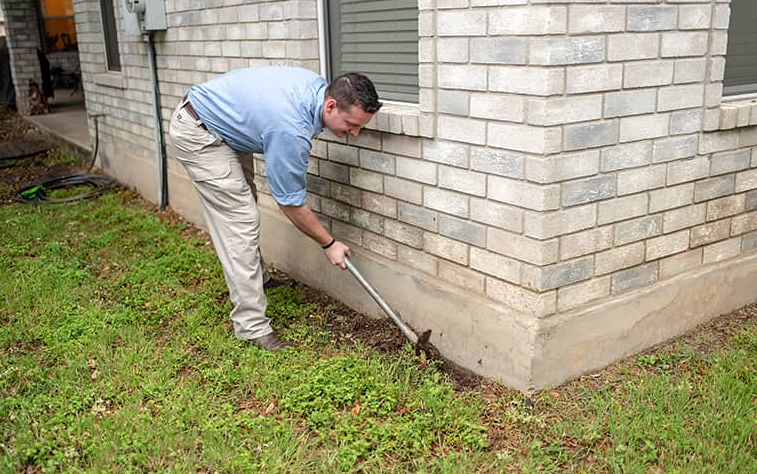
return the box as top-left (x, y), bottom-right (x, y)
top-left (705, 97), bottom-right (757, 131)
top-left (363, 102), bottom-right (433, 138)
top-left (92, 72), bottom-right (125, 89)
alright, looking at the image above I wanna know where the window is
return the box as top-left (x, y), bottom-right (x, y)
top-left (723, 0), bottom-right (757, 96)
top-left (99, 0), bottom-right (120, 71)
top-left (38, 0), bottom-right (77, 52)
top-left (326, 0), bottom-right (418, 103)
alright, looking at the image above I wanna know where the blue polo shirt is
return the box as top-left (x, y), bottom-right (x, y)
top-left (187, 67), bottom-right (326, 206)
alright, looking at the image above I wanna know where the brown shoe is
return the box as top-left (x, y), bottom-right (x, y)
top-left (263, 277), bottom-right (295, 290)
top-left (251, 331), bottom-right (296, 352)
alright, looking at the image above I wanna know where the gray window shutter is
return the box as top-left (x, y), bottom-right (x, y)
top-left (724, 0), bottom-right (757, 96)
top-left (328, 0), bottom-right (419, 103)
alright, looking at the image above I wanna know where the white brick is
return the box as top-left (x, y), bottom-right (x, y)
top-left (363, 232), bottom-right (398, 260)
top-left (487, 228), bottom-right (558, 265)
top-left (396, 157), bottom-right (437, 185)
top-left (488, 123), bottom-right (561, 155)
top-left (471, 38), bottom-right (526, 65)
top-left (486, 278), bottom-right (556, 318)
top-left (349, 169), bottom-right (383, 192)
top-left (564, 121), bottom-right (618, 151)
top-left (530, 36), bottom-right (605, 65)
top-left (617, 164), bottom-right (666, 196)
top-left (569, 6), bottom-right (625, 34)
top-left (557, 276), bottom-right (612, 312)
top-left (383, 134), bottom-right (421, 158)
top-left (437, 90), bottom-right (469, 115)
top-left (470, 147), bottom-right (524, 178)
top-left (658, 84), bottom-right (704, 111)
top-left (661, 32), bottom-right (708, 57)
top-left (423, 140), bottom-right (469, 168)
top-left (438, 261), bottom-right (485, 294)
top-left (604, 89), bottom-right (657, 118)
top-left (489, 66), bottom-right (565, 96)
top-left (437, 38), bottom-right (469, 63)
top-left (437, 11), bottom-right (486, 36)
top-left (424, 187), bottom-right (469, 217)
top-left (649, 183), bottom-right (694, 213)
top-left (470, 198), bottom-right (523, 233)
top-left (489, 6), bottom-right (567, 35)
top-left (439, 166), bottom-right (486, 197)
top-left (620, 114), bottom-right (669, 142)
top-left (362, 191), bottom-right (397, 218)
top-left (470, 93), bottom-right (525, 122)
top-left (608, 33), bottom-right (659, 61)
top-left (524, 204), bottom-right (595, 239)
top-left (596, 243), bottom-right (645, 275)
top-left (601, 141), bottom-right (652, 172)
top-left (560, 226), bottom-right (614, 260)
top-left (663, 203), bottom-right (705, 233)
top-left (707, 195), bottom-right (745, 222)
top-left (470, 248), bottom-right (520, 283)
top-left (488, 176), bottom-right (560, 211)
top-left (678, 5), bottom-right (712, 30)
top-left (438, 116), bottom-right (486, 145)
top-left (667, 157), bottom-right (709, 185)
top-left (659, 248), bottom-right (702, 280)
top-left (566, 64), bottom-right (623, 93)
top-left (627, 6), bottom-right (678, 31)
top-left (652, 135), bottom-right (698, 163)
top-left (526, 150), bottom-right (599, 183)
top-left (674, 58), bottom-right (707, 83)
top-left (624, 60), bottom-right (674, 88)
top-left (398, 245), bottom-right (437, 276)
top-left (670, 109), bottom-right (703, 135)
top-left (646, 230), bottom-right (690, 261)
top-left (438, 65), bottom-right (487, 91)
top-left (385, 177), bottom-right (422, 205)
top-left (702, 238), bottom-right (740, 264)
top-left (598, 193), bottom-right (648, 225)
top-left (424, 232), bottom-right (468, 265)
top-left (527, 95), bottom-right (602, 126)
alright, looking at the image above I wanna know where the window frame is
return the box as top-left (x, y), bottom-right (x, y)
top-left (98, 0), bottom-right (121, 72)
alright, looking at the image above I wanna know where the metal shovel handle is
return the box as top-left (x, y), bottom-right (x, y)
top-left (344, 256), bottom-right (419, 345)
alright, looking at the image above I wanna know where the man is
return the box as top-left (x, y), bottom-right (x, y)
top-left (168, 67), bottom-right (382, 351)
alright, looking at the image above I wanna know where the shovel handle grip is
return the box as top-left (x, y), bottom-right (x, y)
top-left (344, 257), bottom-right (419, 345)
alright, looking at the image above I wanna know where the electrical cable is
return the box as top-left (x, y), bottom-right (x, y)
top-left (13, 115), bottom-right (115, 203)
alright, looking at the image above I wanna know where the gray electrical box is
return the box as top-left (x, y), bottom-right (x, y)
top-left (122, 0), bottom-right (167, 34)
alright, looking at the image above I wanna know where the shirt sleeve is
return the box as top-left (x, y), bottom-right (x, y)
top-left (262, 130), bottom-right (311, 206)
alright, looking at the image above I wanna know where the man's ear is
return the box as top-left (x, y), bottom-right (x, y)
top-left (324, 97), bottom-right (338, 113)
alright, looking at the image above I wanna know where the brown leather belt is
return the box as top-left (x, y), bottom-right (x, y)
top-left (182, 97), bottom-right (207, 130)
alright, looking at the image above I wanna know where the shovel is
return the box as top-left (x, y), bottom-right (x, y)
top-left (344, 256), bottom-right (433, 355)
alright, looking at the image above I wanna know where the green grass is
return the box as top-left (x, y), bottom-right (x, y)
top-left (0, 187), bottom-right (755, 473)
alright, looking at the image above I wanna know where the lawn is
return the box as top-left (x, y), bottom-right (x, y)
top-left (1, 148), bottom-right (755, 473)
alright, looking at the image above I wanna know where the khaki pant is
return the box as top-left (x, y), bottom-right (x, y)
top-left (168, 98), bottom-right (272, 340)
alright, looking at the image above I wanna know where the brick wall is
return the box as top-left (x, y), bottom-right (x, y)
top-left (72, 0), bottom-right (756, 322)
top-left (1, 0), bottom-right (43, 115)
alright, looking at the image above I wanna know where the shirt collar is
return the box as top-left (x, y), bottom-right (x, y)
top-left (312, 84), bottom-right (325, 137)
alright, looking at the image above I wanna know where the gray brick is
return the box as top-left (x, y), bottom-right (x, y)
top-left (747, 190), bottom-right (757, 211)
top-left (658, 84), bottom-right (704, 111)
top-left (702, 238), bottom-right (740, 264)
top-left (648, 184), bottom-right (692, 214)
top-left (523, 257), bottom-right (593, 292)
top-left (710, 150), bottom-right (750, 176)
top-left (385, 177), bottom-right (422, 205)
top-left (398, 245), bottom-right (437, 276)
top-left (384, 220), bottom-right (423, 249)
top-left (707, 195), bottom-right (745, 222)
top-left (627, 6), bottom-right (678, 31)
top-left (438, 261), bottom-right (485, 294)
top-left (664, 203), bottom-right (705, 232)
top-left (566, 63), bottom-right (623, 94)
top-left (691, 220), bottom-right (730, 248)
top-left (439, 166), bottom-right (486, 197)
top-left (623, 60), bottom-right (674, 88)
top-left (527, 150), bottom-right (599, 183)
top-left (349, 169), bottom-right (383, 193)
top-left (437, 90), bottom-right (470, 115)
top-left (562, 175), bottom-right (616, 207)
top-left (438, 215), bottom-right (486, 247)
top-left (620, 114), bottom-right (670, 143)
top-left (359, 150), bottom-right (395, 174)
top-left (667, 157), bottom-right (709, 185)
top-left (363, 232), bottom-right (398, 260)
top-left (601, 142), bottom-right (652, 172)
top-left (320, 161), bottom-right (350, 184)
top-left (307, 175), bottom-right (331, 197)
top-left (742, 232), bottom-right (757, 253)
top-left (362, 191), bottom-right (397, 218)
top-left (527, 95), bottom-right (602, 126)
top-left (321, 197), bottom-right (351, 222)
top-left (596, 242), bottom-right (645, 276)
top-left (331, 183), bottom-right (361, 207)
top-left (486, 278), bottom-right (556, 318)
top-left (489, 176), bottom-right (560, 211)
top-left (608, 33), bottom-right (659, 62)
top-left (646, 230), bottom-right (690, 261)
top-left (557, 276), bottom-right (612, 312)
top-left (396, 157), bottom-right (437, 185)
top-left (694, 175), bottom-right (735, 202)
top-left (350, 209), bottom-right (384, 233)
top-left (398, 202), bottom-right (438, 232)
top-left (470, 147), bottom-right (524, 178)
top-left (569, 5), bottom-right (625, 34)
top-left (471, 37), bottom-right (526, 65)
top-left (564, 121), bottom-right (618, 151)
top-left (612, 263), bottom-right (658, 294)
top-left (617, 164), bottom-right (666, 196)
top-left (470, 248), bottom-right (520, 284)
top-left (470, 198), bottom-right (523, 233)
top-left (604, 89), bottom-right (657, 118)
top-left (730, 210), bottom-right (757, 235)
top-left (383, 134), bottom-right (421, 158)
top-left (674, 58), bottom-right (707, 83)
top-left (615, 215), bottom-right (663, 245)
top-left (598, 194), bottom-right (648, 225)
top-left (652, 135), bottom-right (698, 163)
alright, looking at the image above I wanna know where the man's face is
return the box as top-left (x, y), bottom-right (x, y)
top-left (322, 98), bottom-right (374, 138)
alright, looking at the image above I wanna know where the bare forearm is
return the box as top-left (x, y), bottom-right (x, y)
top-left (278, 204), bottom-right (332, 246)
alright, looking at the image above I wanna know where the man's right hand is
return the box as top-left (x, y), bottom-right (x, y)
top-left (325, 241), bottom-right (350, 269)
